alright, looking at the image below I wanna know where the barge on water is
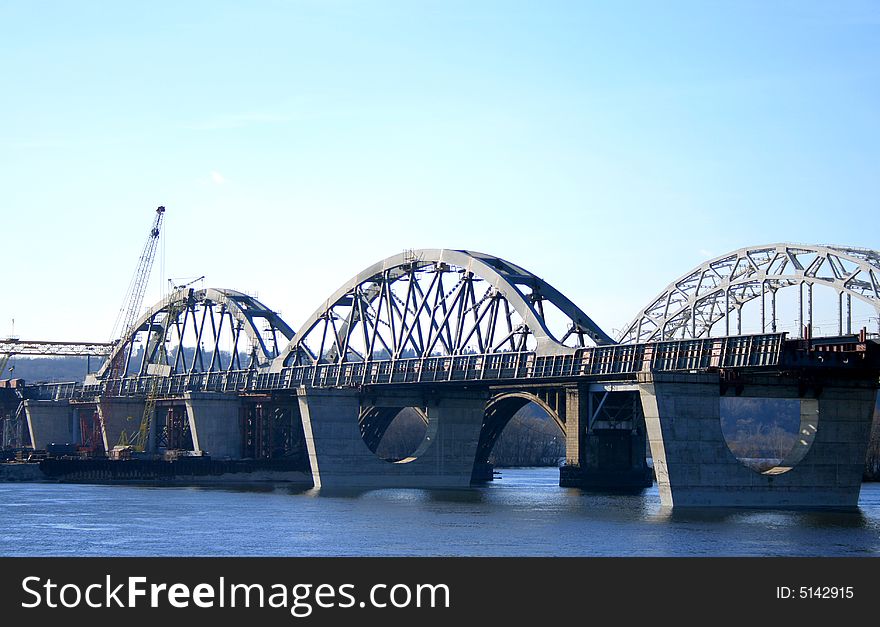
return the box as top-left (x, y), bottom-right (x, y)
top-left (1, 450), bottom-right (312, 487)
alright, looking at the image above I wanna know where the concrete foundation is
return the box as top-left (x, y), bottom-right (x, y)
top-left (24, 400), bottom-right (75, 449)
top-left (639, 373), bottom-right (878, 508)
top-left (298, 387), bottom-right (488, 489)
top-left (185, 391), bottom-right (243, 459)
top-left (96, 398), bottom-right (147, 451)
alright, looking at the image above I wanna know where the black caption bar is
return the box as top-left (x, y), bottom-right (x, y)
top-left (0, 557), bottom-right (873, 624)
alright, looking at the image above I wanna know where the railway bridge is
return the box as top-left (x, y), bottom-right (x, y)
top-left (10, 244), bottom-right (880, 507)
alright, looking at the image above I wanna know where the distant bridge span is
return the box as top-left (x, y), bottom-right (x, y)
top-left (619, 244), bottom-right (880, 344)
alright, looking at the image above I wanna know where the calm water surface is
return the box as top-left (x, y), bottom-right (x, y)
top-left (2, 468), bottom-right (879, 556)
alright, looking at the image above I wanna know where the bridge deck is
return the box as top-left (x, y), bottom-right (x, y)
top-left (21, 333), bottom-right (803, 401)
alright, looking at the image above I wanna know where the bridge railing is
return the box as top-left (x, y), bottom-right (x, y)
top-left (21, 333), bottom-right (788, 401)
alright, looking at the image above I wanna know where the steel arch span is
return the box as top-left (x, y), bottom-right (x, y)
top-left (96, 287), bottom-right (295, 379)
top-left (619, 244), bottom-right (880, 344)
top-left (272, 249), bottom-right (613, 370)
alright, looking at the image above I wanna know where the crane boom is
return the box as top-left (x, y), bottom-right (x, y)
top-left (100, 205), bottom-right (166, 455)
top-left (107, 206), bottom-right (165, 378)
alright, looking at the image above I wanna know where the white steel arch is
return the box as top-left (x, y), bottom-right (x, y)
top-left (272, 249), bottom-right (613, 369)
top-left (619, 244), bottom-right (880, 344)
top-left (97, 287), bottom-right (294, 378)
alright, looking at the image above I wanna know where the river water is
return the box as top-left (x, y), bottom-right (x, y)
top-left (2, 467), bottom-right (879, 557)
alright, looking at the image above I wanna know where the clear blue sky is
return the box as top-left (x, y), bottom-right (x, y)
top-left (2, 1), bottom-right (878, 341)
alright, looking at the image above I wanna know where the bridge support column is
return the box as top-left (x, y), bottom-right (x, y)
top-left (184, 392), bottom-right (243, 459)
top-left (23, 399), bottom-right (75, 449)
top-left (96, 398), bottom-right (147, 452)
top-left (560, 384), bottom-right (653, 490)
top-left (562, 385), bottom-right (585, 467)
top-left (638, 373), bottom-right (878, 508)
top-left (298, 387), bottom-right (488, 490)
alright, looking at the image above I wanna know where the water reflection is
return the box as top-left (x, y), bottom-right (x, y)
top-left (176, 483), bottom-right (316, 496)
top-left (799, 510), bottom-right (868, 529)
top-left (306, 486), bottom-right (486, 504)
top-left (653, 506), bottom-right (868, 529)
top-left (2, 468), bottom-right (879, 556)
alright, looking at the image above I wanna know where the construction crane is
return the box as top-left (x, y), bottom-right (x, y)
top-left (97, 206), bottom-right (166, 457)
top-left (107, 206), bottom-right (166, 379)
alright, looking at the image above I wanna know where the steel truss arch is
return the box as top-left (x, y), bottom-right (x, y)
top-left (272, 249), bottom-right (613, 369)
top-left (619, 244), bottom-right (880, 344)
top-left (97, 288), bottom-right (295, 378)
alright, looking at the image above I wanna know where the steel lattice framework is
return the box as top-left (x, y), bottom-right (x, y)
top-left (619, 244), bottom-right (880, 344)
top-left (96, 288), bottom-right (294, 379)
top-left (0, 340), bottom-right (113, 357)
top-left (272, 249), bottom-right (613, 369)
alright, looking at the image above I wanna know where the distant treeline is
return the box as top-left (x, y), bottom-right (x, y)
top-left (2, 356), bottom-right (93, 382)
top-left (4, 348), bottom-right (251, 383)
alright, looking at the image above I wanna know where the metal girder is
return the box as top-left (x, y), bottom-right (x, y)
top-left (271, 249), bottom-right (613, 370)
top-left (0, 339), bottom-right (113, 357)
top-left (619, 244), bottom-right (880, 343)
top-left (96, 287), bottom-right (295, 379)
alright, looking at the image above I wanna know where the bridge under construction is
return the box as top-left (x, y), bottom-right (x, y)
top-left (3, 243), bottom-right (880, 508)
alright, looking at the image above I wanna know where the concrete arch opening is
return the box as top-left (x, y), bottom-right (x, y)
top-left (720, 397), bottom-right (817, 475)
top-left (472, 392), bottom-right (564, 482)
top-left (360, 406), bottom-right (435, 464)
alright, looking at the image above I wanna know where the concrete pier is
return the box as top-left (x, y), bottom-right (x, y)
top-left (185, 391), bottom-right (243, 459)
top-left (24, 399), bottom-right (75, 449)
top-left (638, 372), bottom-right (878, 508)
top-left (298, 387), bottom-right (488, 490)
top-left (96, 398), bottom-right (147, 451)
